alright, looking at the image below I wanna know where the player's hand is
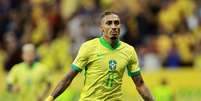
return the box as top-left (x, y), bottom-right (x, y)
top-left (44, 96), bottom-right (54, 101)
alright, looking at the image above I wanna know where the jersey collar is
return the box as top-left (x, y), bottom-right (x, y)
top-left (99, 37), bottom-right (121, 50)
top-left (23, 62), bottom-right (37, 69)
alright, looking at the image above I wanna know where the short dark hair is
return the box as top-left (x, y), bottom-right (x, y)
top-left (99, 11), bottom-right (119, 24)
top-left (100, 11), bottom-right (118, 19)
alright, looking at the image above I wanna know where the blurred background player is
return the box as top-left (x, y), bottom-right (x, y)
top-left (153, 78), bottom-right (175, 101)
top-left (6, 44), bottom-right (51, 101)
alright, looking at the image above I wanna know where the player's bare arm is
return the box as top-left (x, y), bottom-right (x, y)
top-left (46, 69), bottom-right (79, 100)
top-left (132, 74), bottom-right (154, 101)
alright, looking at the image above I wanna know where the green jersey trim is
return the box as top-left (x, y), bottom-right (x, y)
top-left (99, 37), bottom-right (120, 50)
top-left (71, 64), bottom-right (82, 72)
top-left (128, 68), bottom-right (141, 77)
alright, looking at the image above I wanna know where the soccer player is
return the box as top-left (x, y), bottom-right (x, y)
top-left (7, 44), bottom-right (51, 101)
top-left (45, 11), bottom-right (154, 101)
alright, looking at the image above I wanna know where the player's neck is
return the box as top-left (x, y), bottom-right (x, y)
top-left (25, 61), bottom-right (34, 68)
top-left (102, 35), bottom-right (118, 48)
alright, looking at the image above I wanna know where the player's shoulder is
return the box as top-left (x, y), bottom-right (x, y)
top-left (13, 62), bottom-right (25, 68)
top-left (81, 38), bottom-right (99, 47)
top-left (10, 62), bottom-right (25, 72)
top-left (33, 62), bottom-right (48, 73)
top-left (120, 41), bottom-right (135, 51)
top-left (33, 62), bottom-right (47, 69)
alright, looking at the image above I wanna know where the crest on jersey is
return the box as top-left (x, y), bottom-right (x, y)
top-left (109, 59), bottom-right (117, 71)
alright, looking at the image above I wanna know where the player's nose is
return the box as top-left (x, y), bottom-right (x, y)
top-left (111, 23), bottom-right (117, 28)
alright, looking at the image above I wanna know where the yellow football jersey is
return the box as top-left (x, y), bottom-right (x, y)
top-left (7, 62), bottom-right (49, 101)
top-left (72, 37), bottom-right (140, 101)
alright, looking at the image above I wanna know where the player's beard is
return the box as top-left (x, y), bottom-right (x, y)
top-left (110, 32), bottom-right (119, 40)
top-left (110, 28), bottom-right (120, 40)
top-left (110, 36), bottom-right (118, 40)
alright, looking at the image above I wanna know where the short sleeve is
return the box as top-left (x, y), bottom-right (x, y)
top-left (127, 47), bottom-right (141, 77)
top-left (72, 43), bottom-right (89, 72)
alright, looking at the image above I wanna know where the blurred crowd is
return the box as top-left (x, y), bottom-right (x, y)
top-left (0, 0), bottom-right (201, 74)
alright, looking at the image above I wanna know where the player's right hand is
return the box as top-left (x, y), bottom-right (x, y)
top-left (44, 96), bottom-right (54, 101)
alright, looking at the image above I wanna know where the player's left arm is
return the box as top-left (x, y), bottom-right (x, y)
top-left (131, 74), bottom-right (155, 101)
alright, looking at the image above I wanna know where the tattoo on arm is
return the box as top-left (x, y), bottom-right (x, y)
top-left (132, 74), bottom-right (154, 101)
top-left (132, 74), bottom-right (144, 87)
top-left (51, 70), bottom-right (78, 99)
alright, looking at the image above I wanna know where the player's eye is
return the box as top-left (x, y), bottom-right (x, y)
top-left (114, 20), bottom-right (120, 25)
top-left (106, 21), bottom-right (112, 25)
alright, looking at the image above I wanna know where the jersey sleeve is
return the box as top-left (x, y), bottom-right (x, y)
top-left (72, 43), bottom-right (89, 72)
top-left (127, 47), bottom-right (141, 77)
